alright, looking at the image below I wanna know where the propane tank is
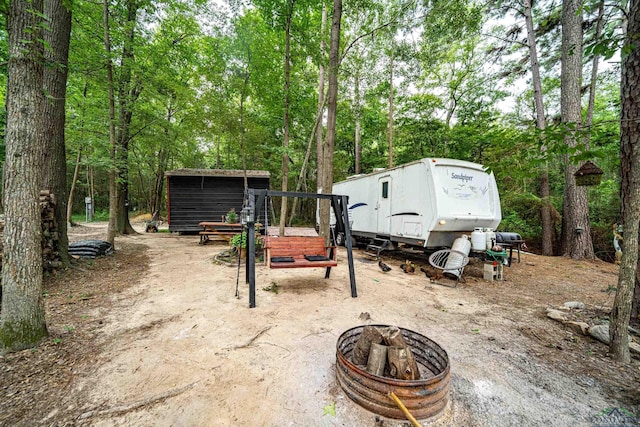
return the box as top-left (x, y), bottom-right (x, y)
top-left (484, 228), bottom-right (496, 250)
top-left (470, 227), bottom-right (486, 252)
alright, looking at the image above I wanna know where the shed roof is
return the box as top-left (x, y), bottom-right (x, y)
top-left (165, 168), bottom-right (270, 178)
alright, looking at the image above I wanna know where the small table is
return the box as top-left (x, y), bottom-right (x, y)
top-left (198, 222), bottom-right (243, 244)
top-left (500, 240), bottom-right (525, 266)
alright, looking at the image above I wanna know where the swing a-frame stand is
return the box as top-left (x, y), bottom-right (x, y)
top-left (244, 189), bottom-right (357, 308)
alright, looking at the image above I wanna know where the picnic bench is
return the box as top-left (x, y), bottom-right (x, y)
top-left (198, 221), bottom-right (243, 244)
top-left (265, 236), bottom-right (337, 273)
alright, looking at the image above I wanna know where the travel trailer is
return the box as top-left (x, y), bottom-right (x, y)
top-left (329, 158), bottom-right (502, 250)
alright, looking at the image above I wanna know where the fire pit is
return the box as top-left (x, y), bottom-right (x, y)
top-left (336, 325), bottom-right (450, 420)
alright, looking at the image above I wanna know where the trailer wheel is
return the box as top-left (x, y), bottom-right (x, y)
top-left (335, 232), bottom-right (355, 247)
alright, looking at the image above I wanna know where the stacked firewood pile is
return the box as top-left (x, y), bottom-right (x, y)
top-left (0, 219), bottom-right (4, 263)
top-left (352, 325), bottom-right (421, 380)
top-left (40, 190), bottom-right (62, 270)
top-left (0, 191), bottom-right (61, 272)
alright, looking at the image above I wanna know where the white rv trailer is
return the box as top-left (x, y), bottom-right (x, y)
top-left (331, 158), bottom-right (501, 249)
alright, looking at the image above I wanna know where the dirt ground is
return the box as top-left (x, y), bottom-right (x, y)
top-left (1, 221), bottom-right (639, 426)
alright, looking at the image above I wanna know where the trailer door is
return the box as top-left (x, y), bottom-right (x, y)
top-left (377, 176), bottom-right (392, 234)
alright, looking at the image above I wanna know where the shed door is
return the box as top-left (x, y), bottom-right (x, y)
top-left (377, 176), bottom-right (392, 235)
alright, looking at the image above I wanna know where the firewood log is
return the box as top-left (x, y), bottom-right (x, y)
top-left (381, 327), bottom-right (421, 380)
top-left (381, 326), bottom-right (407, 347)
top-left (366, 342), bottom-right (388, 376)
top-left (387, 346), bottom-right (420, 380)
top-left (352, 325), bottom-right (383, 365)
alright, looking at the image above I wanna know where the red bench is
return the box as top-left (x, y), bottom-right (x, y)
top-left (265, 236), bottom-right (337, 269)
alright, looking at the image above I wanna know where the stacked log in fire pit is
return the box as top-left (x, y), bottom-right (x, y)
top-left (352, 325), bottom-right (421, 380)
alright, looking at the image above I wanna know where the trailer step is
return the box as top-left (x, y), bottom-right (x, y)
top-left (365, 238), bottom-right (394, 258)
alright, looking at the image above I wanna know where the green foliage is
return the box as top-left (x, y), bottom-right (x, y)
top-left (226, 208), bottom-right (238, 224)
top-left (230, 229), bottom-right (264, 249)
top-left (322, 401), bottom-right (336, 417)
top-left (499, 193), bottom-right (545, 240)
top-left (2, 0), bottom-right (616, 254)
top-left (71, 210), bottom-right (110, 223)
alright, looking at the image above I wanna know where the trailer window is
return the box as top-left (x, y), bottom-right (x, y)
top-left (381, 181), bottom-right (389, 199)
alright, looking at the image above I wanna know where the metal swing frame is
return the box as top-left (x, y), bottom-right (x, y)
top-left (244, 189), bottom-right (358, 308)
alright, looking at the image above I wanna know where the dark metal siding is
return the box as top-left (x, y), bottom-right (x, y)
top-left (167, 176), bottom-right (270, 232)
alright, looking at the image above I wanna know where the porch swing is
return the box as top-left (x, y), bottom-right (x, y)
top-left (243, 189), bottom-right (357, 308)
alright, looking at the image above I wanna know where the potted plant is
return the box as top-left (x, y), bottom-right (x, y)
top-left (230, 225), bottom-right (263, 258)
top-left (225, 208), bottom-right (238, 224)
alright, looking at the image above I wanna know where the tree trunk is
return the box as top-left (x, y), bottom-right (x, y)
top-left (41, 0), bottom-right (72, 267)
top-left (280, 0), bottom-right (294, 237)
top-left (115, 0), bottom-right (140, 235)
top-left (316, 4), bottom-right (327, 192)
top-left (289, 103), bottom-right (325, 225)
top-left (611, 0), bottom-right (640, 363)
top-left (584, 0), bottom-right (605, 151)
top-left (103, 0), bottom-right (117, 246)
top-left (149, 102), bottom-right (173, 219)
top-left (89, 165), bottom-right (95, 218)
top-left (354, 69), bottom-right (362, 174)
top-left (67, 145), bottom-right (82, 225)
top-left (524, 0), bottom-right (553, 256)
top-left (151, 146), bottom-right (168, 220)
top-left (68, 82), bottom-right (88, 226)
top-left (387, 48), bottom-right (394, 169)
top-left (560, 0), bottom-right (594, 259)
top-left (239, 47), bottom-right (251, 192)
top-left (319, 0), bottom-right (342, 241)
top-left (0, 0), bottom-right (48, 351)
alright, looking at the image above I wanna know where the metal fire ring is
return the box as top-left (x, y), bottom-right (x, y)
top-left (335, 325), bottom-right (450, 420)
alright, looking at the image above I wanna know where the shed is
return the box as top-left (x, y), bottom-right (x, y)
top-left (165, 169), bottom-right (270, 232)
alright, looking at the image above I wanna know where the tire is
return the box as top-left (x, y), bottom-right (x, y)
top-left (335, 232), bottom-right (346, 247)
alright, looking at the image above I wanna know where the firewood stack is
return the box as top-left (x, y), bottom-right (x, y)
top-left (0, 191), bottom-right (61, 275)
top-left (352, 325), bottom-right (421, 380)
top-left (0, 218), bottom-right (4, 265)
top-left (40, 190), bottom-right (62, 270)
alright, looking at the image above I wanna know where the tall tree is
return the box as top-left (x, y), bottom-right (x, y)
top-left (584, 0), bottom-right (605, 148)
top-left (316, 3), bottom-right (327, 188)
top-left (560, 0), bottom-right (595, 259)
top-left (524, 0), bottom-right (553, 256)
top-left (610, 0), bottom-right (640, 363)
top-left (354, 68), bottom-right (362, 173)
top-left (319, 0), bottom-right (341, 240)
top-left (387, 44), bottom-right (394, 168)
top-left (104, 0), bottom-right (118, 245)
top-left (115, 0), bottom-right (140, 235)
top-left (279, 0), bottom-right (295, 236)
top-left (42, 0), bottom-right (72, 265)
top-left (67, 82), bottom-right (88, 225)
top-left (0, 0), bottom-right (48, 351)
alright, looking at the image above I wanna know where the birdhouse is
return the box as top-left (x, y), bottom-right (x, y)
top-left (574, 161), bottom-right (603, 186)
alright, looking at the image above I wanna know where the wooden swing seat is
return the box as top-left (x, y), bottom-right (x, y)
top-left (265, 236), bottom-right (337, 269)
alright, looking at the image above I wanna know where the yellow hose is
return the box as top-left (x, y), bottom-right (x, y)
top-left (388, 392), bottom-right (422, 427)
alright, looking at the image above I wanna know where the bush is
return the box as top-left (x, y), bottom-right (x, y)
top-left (230, 228), bottom-right (263, 250)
